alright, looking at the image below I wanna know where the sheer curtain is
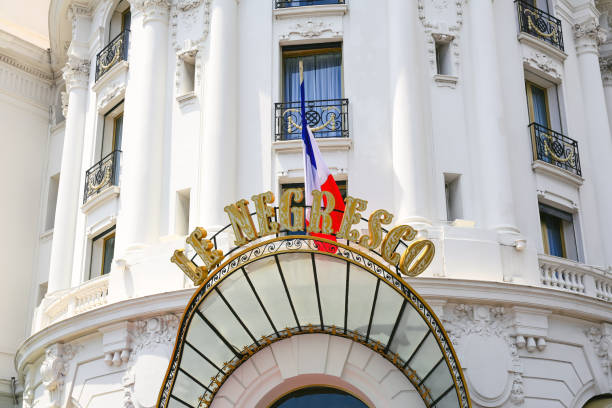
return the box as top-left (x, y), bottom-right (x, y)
top-left (283, 51), bottom-right (342, 138)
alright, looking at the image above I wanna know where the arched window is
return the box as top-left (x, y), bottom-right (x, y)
top-left (270, 386), bottom-right (369, 408)
top-left (583, 394), bottom-right (612, 408)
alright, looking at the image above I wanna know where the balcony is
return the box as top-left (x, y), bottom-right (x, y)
top-left (529, 122), bottom-right (581, 176)
top-left (275, 98), bottom-right (349, 141)
top-left (95, 30), bottom-right (129, 81)
top-left (84, 150), bottom-right (121, 203)
top-left (275, 0), bottom-right (344, 8)
top-left (516, 0), bottom-right (564, 52)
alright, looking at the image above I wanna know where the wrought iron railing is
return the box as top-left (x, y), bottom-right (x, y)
top-left (529, 122), bottom-right (581, 176)
top-left (83, 150), bottom-right (121, 203)
top-left (95, 30), bottom-right (129, 81)
top-left (275, 0), bottom-right (344, 8)
top-left (275, 98), bottom-right (349, 141)
top-left (516, 0), bottom-right (564, 51)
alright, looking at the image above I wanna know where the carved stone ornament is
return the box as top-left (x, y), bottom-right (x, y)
top-left (600, 56), bottom-right (612, 86)
top-left (280, 19), bottom-right (341, 41)
top-left (585, 326), bottom-right (612, 375)
top-left (67, 3), bottom-right (92, 39)
top-left (130, 0), bottom-right (171, 23)
top-left (98, 83), bottom-right (126, 112)
top-left (129, 314), bottom-right (179, 362)
top-left (62, 57), bottom-right (90, 93)
top-left (523, 52), bottom-right (561, 81)
top-left (574, 18), bottom-right (607, 55)
top-left (444, 304), bottom-right (524, 405)
top-left (418, 0), bottom-right (465, 76)
top-left (40, 343), bottom-right (80, 408)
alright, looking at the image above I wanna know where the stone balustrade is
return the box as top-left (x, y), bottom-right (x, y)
top-left (539, 254), bottom-right (611, 301)
top-left (39, 275), bottom-right (110, 330)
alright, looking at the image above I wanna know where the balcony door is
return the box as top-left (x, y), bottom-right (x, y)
top-left (282, 44), bottom-right (343, 139)
top-left (526, 82), bottom-right (550, 128)
top-left (101, 107), bottom-right (123, 160)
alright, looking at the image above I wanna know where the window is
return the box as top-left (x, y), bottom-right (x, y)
top-left (100, 103), bottom-right (123, 160)
top-left (175, 189), bottom-right (191, 235)
top-left (178, 53), bottom-right (196, 97)
top-left (539, 204), bottom-right (578, 261)
top-left (276, 0), bottom-right (345, 9)
top-left (435, 38), bottom-right (452, 76)
top-left (283, 43), bottom-right (342, 104)
top-left (45, 173), bottom-right (60, 231)
top-left (90, 227), bottom-right (116, 279)
top-left (523, 0), bottom-right (549, 13)
top-left (109, 0), bottom-right (130, 39)
top-left (444, 173), bottom-right (462, 221)
top-left (270, 386), bottom-right (367, 408)
top-left (279, 43), bottom-right (345, 140)
top-left (526, 81), bottom-right (550, 128)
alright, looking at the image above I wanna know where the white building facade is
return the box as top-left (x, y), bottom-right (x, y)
top-left (1, 0), bottom-right (612, 407)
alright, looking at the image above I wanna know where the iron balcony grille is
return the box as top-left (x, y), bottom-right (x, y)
top-left (275, 98), bottom-right (349, 141)
top-left (529, 122), bottom-right (581, 176)
top-left (516, 0), bottom-right (564, 51)
top-left (275, 0), bottom-right (345, 8)
top-left (95, 30), bottom-right (129, 81)
top-left (84, 150), bottom-right (121, 203)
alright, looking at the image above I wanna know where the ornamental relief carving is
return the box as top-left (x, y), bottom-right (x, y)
top-left (523, 51), bottom-right (562, 81)
top-left (277, 14), bottom-right (343, 43)
top-left (121, 314), bottom-right (179, 408)
top-left (40, 343), bottom-right (81, 408)
top-left (585, 325), bottom-right (612, 376)
top-left (418, 0), bottom-right (464, 76)
top-left (170, 0), bottom-right (210, 51)
top-left (443, 304), bottom-right (524, 406)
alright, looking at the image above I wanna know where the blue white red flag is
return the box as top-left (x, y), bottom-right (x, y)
top-left (299, 61), bottom-right (345, 252)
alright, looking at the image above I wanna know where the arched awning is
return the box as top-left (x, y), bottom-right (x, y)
top-left (157, 236), bottom-right (471, 408)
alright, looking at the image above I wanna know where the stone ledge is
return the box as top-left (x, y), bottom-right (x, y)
top-left (518, 32), bottom-right (568, 61)
top-left (81, 185), bottom-right (120, 214)
top-left (273, 137), bottom-right (351, 153)
top-left (532, 160), bottom-right (583, 187)
top-left (92, 60), bottom-right (129, 93)
top-left (273, 3), bottom-right (348, 19)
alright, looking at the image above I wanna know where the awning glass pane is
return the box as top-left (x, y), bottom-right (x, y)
top-left (186, 313), bottom-right (233, 368)
top-left (346, 264), bottom-right (377, 335)
top-left (387, 305), bottom-right (429, 361)
top-left (199, 290), bottom-right (251, 354)
top-left (410, 334), bottom-right (442, 378)
top-left (180, 344), bottom-right (220, 387)
top-left (434, 388), bottom-right (460, 408)
top-left (280, 253), bottom-right (320, 327)
top-left (172, 371), bottom-right (205, 407)
top-left (423, 359), bottom-right (453, 403)
top-left (217, 268), bottom-right (274, 339)
top-left (368, 282), bottom-right (404, 344)
top-left (245, 257), bottom-right (296, 330)
top-left (314, 254), bottom-right (346, 328)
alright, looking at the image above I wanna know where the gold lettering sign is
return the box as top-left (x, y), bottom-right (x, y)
top-left (178, 189), bottom-right (436, 285)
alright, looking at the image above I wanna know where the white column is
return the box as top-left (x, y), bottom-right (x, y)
top-left (468, 0), bottom-right (518, 235)
top-left (197, 0), bottom-right (238, 228)
top-left (387, 0), bottom-right (433, 225)
top-left (47, 58), bottom-right (90, 294)
top-left (115, 0), bottom-right (170, 253)
top-left (575, 19), bottom-right (612, 267)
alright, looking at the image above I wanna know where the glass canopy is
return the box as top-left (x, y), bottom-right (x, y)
top-left (158, 237), bottom-right (470, 408)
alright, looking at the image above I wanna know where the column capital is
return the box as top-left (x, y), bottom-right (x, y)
top-left (574, 18), bottom-right (606, 56)
top-left (62, 56), bottom-right (90, 92)
top-left (129, 0), bottom-right (170, 24)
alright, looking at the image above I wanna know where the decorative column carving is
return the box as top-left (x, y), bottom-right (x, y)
top-left (115, 0), bottom-right (170, 254)
top-left (467, 0), bottom-right (519, 239)
top-left (573, 18), bottom-right (612, 268)
top-left (40, 343), bottom-right (79, 408)
top-left (387, 0), bottom-right (434, 225)
top-left (585, 324), bottom-right (612, 388)
top-left (47, 57), bottom-right (90, 294)
top-left (600, 56), bottom-right (612, 141)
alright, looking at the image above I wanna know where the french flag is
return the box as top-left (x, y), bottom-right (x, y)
top-left (299, 61), bottom-right (345, 251)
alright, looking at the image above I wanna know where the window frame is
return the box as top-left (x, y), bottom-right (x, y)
top-left (281, 42), bottom-right (343, 103)
top-left (525, 80), bottom-right (551, 127)
top-left (89, 226), bottom-right (116, 280)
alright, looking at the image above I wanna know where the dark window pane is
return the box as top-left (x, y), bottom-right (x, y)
top-left (102, 235), bottom-right (114, 275)
top-left (271, 386), bottom-right (368, 408)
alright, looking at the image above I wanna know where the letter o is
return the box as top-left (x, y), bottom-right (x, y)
top-left (399, 240), bottom-right (435, 277)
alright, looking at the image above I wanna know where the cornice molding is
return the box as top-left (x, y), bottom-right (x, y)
top-left (0, 53), bottom-right (54, 82)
